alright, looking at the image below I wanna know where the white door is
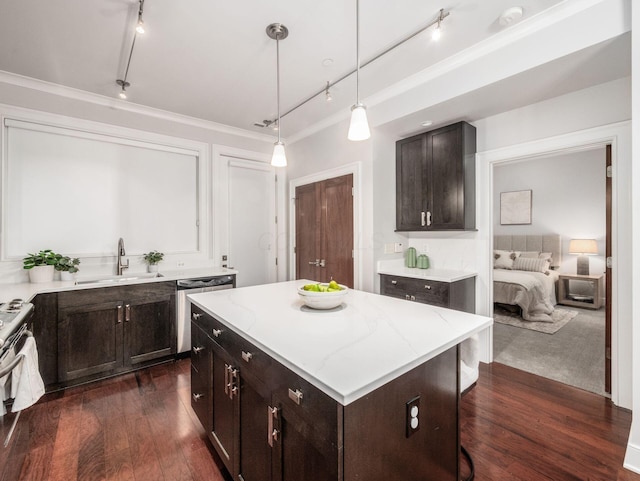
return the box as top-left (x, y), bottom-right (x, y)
top-left (227, 157), bottom-right (277, 287)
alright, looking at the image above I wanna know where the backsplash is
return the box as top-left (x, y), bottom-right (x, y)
top-left (406, 237), bottom-right (481, 272)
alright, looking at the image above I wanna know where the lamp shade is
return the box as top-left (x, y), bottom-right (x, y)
top-left (271, 141), bottom-right (287, 167)
top-left (568, 239), bottom-right (598, 255)
top-left (348, 104), bottom-right (371, 141)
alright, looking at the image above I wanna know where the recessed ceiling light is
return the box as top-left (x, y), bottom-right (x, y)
top-left (499, 7), bottom-right (524, 26)
top-left (421, 120), bottom-right (433, 127)
top-left (322, 58), bottom-right (334, 67)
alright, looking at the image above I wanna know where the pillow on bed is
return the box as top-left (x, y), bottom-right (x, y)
top-left (512, 256), bottom-right (551, 275)
top-left (494, 250), bottom-right (519, 269)
top-left (519, 251), bottom-right (554, 265)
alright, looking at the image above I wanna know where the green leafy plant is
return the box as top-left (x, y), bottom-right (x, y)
top-left (142, 250), bottom-right (164, 265)
top-left (55, 256), bottom-right (80, 273)
top-left (23, 250), bottom-right (61, 270)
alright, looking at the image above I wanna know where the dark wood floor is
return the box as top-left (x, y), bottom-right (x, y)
top-left (1, 359), bottom-right (639, 481)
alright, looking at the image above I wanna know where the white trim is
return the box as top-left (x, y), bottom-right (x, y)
top-left (624, 443), bottom-right (640, 475)
top-left (0, 70), bottom-right (277, 143)
top-left (477, 120), bottom-right (632, 409)
top-left (289, 162), bottom-right (362, 290)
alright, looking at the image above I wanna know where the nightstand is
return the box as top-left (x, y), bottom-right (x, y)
top-left (557, 274), bottom-right (604, 310)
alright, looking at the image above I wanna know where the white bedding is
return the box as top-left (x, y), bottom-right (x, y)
top-left (493, 269), bottom-right (559, 322)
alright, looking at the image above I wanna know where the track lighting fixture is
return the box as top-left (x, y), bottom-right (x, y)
top-left (432, 8), bottom-right (445, 41)
top-left (348, 0), bottom-right (370, 141)
top-left (325, 81), bottom-right (333, 102)
top-left (136, 0), bottom-right (146, 34)
top-left (267, 23), bottom-right (289, 167)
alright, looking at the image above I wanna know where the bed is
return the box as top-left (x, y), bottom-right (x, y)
top-left (493, 235), bottom-right (562, 322)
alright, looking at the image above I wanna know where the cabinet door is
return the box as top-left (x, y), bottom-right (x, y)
top-left (58, 301), bottom-right (124, 381)
top-left (125, 294), bottom-right (174, 366)
top-left (190, 323), bottom-right (212, 433)
top-left (211, 342), bottom-right (238, 475)
top-left (396, 134), bottom-right (427, 231)
top-left (238, 370), bottom-right (273, 481)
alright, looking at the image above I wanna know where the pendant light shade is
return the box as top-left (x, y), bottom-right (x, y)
top-left (348, 104), bottom-right (370, 141)
top-left (271, 141), bottom-right (287, 167)
top-left (349, 0), bottom-right (370, 141)
top-left (267, 23), bottom-right (289, 167)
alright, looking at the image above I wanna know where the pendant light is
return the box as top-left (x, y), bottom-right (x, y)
top-left (267, 23), bottom-right (289, 167)
top-left (348, 0), bottom-right (371, 141)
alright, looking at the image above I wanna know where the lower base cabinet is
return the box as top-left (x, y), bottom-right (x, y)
top-left (380, 274), bottom-right (476, 313)
top-left (191, 304), bottom-right (458, 481)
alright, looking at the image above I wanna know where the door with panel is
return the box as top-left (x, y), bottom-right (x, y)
top-left (211, 341), bottom-right (238, 474)
top-left (125, 293), bottom-right (175, 366)
top-left (295, 174), bottom-right (354, 287)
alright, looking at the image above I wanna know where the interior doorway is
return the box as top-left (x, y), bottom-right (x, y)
top-left (295, 174), bottom-right (354, 287)
top-left (490, 147), bottom-right (611, 396)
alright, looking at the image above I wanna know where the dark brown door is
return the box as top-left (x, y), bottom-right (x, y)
top-left (295, 174), bottom-right (354, 287)
top-left (605, 145), bottom-right (612, 394)
top-left (211, 343), bottom-right (237, 475)
top-left (58, 301), bottom-right (124, 381)
top-left (125, 294), bottom-right (174, 366)
top-left (190, 323), bottom-right (213, 433)
top-left (238, 371), bottom-right (272, 481)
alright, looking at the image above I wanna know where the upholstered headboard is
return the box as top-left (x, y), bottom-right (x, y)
top-left (494, 235), bottom-right (562, 269)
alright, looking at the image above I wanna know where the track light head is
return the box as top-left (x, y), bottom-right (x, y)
top-left (325, 81), bottom-right (333, 102)
top-left (136, 18), bottom-right (145, 34)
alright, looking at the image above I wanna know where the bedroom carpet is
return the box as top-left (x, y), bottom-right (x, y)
top-left (493, 305), bottom-right (578, 334)
top-left (493, 306), bottom-right (606, 396)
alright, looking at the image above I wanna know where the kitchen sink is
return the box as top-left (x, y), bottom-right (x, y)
top-left (75, 272), bottom-right (163, 285)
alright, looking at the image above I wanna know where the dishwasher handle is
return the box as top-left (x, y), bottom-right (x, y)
top-left (177, 276), bottom-right (235, 290)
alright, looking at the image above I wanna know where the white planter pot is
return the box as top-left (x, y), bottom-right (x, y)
top-left (60, 271), bottom-right (75, 281)
top-left (28, 265), bottom-right (55, 283)
top-left (148, 264), bottom-right (159, 273)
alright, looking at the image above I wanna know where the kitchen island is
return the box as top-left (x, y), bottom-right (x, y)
top-left (188, 280), bottom-right (492, 481)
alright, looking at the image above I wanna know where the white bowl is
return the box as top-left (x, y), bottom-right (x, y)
top-left (298, 283), bottom-right (349, 310)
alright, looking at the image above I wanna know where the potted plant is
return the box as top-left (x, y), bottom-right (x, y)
top-left (23, 249), bottom-right (61, 283)
top-left (56, 256), bottom-right (81, 281)
top-left (142, 250), bottom-right (164, 272)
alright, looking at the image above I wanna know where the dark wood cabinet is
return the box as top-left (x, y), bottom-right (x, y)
top-left (380, 274), bottom-right (475, 313)
top-left (190, 322), bottom-right (212, 433)
top-left (190, 304), bottom-right (458, 481)
top-left (57, 282), bottom-right (176, 383)
top-left (396, 121), bottom-right (476, 231)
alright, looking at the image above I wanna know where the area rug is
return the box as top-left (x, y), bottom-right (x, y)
top-left (493, 306), bottom-right (578, 334)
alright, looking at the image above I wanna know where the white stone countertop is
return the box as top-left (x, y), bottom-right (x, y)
top-left (188, 280), bottom-right (492, 405)
top-left (0, 266), bottom-right (238, 302)
top-left (377, 259), bottom-right (476, 282)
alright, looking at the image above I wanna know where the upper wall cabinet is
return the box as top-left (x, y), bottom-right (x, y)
top-left (395, 121), bottom-right (476, 231)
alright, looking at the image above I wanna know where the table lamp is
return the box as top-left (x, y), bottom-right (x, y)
top-left (568, 239), bottom-right (598, 275)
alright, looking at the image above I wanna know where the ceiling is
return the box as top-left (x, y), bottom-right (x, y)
top-left (0, 0), bottom-right (629, 141)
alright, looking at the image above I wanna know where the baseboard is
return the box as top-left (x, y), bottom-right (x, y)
top-left (623, 440), bottom-right (640, 474)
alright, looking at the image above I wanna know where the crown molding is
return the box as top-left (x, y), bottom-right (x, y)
top-left (0, 70), bottom-right (276, 143)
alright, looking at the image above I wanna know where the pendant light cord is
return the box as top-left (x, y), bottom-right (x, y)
top-left (276, 33), bottom-right (281, 144)
top-left (355, 0), bottom-right (360, 105)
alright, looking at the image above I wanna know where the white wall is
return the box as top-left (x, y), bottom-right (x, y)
top-left (493, 149), bottom-right (607, 275)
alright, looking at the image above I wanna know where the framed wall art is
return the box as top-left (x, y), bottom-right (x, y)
top-left (500, 190), bottom-right (532, 225)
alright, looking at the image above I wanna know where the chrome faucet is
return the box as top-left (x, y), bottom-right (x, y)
top-left (117, 237), bottom-right (129, 275)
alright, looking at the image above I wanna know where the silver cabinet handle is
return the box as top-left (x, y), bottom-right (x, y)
top-left (117, 305), bottom-right (123, 323)
top-left (421, 211), bottom-right (426, 227)
top-left (267, 406), bottom-right (279, 447)
top-left (405, 294), bottom-right (410, 300)
top-left (308, 259), bottom-right (319, 266)
top-left (426, 211), bottom-right (432, 226)
top-left (424, 285), bottom-right (432, 290)
top-left (192, 393), bottom-right (204, 402)
top-left (212, 328), bottom-right (222, 337)
top-left (288, 388), bottom-right (303, 405)
top-left (319, 259), bottom-right (326, 268)
top-left (242, 351), bottom-right (252, 363)
top-left (391, 280), bottom-right (397, 285)
top-left (410, 295), bottom-right (416, 301)
top-left (125, 304), bottom-right (131, 322)
top-left (192, 346), bottom-right (204, 354)
top-left (192, 312), bottom-right (203, 320)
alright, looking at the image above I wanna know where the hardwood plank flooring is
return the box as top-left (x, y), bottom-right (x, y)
top-left (1, 358), bottom-right (639, 481)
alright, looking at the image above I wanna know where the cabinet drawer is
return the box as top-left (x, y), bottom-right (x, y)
top-left (272, 364), bottom-right (339, 443)
top-left (190, 322), bottom-right (211, 375)
top-left (191, 365), bottom-right (211, 430)
top-left (412, 279), bottom-right (449, 307)
top-left (380, 275), bottom-right (414, 299)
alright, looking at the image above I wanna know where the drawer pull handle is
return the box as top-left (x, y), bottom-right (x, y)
top-left (192, 312), bottom-right (203, 320)
top-left (212, 328), bottom-right (222, 337)
top-left (421, 211), bottom-right (426, 227)
top-left (424, 285), bottom-right (432, 290)
top-left (405, 294), bottom-right (410, 300)
top-left (391, 280), bottom-right (397, 285)
top-left (288, 388), bottom-right (303, 405)
top-left (125, 304), bottom-right (131, 322)
top-left (410, 295), bottom-right (416, 301)
top-left (242, 351), bottom-right (253, 363)
top-left (267, 406), bottom-right (279, 447)
top-left (192, 393), bottom-right (204, 402)
top-left (117, 305), bottom-right (123, 324)
top-left (192, 346), bottom-right (205, 354)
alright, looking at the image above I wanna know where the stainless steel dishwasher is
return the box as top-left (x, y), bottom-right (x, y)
top-left (176, 275), bottom-right (235, 354)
